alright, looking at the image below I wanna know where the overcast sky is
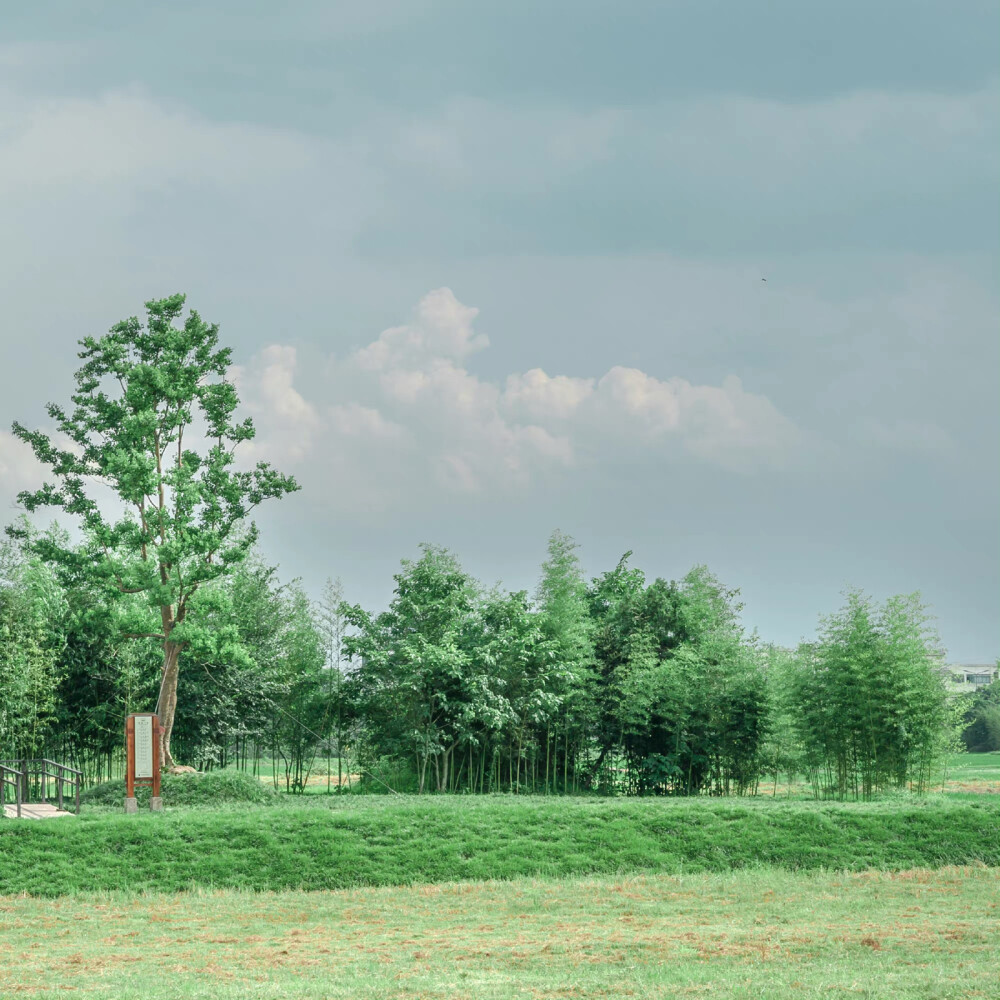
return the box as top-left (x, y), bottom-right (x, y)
top-left (1, 1), bottom-right (997, 661)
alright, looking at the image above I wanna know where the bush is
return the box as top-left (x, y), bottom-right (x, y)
top-left (962, 679), bottom-right (1000, 753)
top-left (80, 769), bottom-right (277, 808)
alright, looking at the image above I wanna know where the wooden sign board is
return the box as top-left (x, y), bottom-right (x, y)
top-left (125, 713), bottom-right (162, 812)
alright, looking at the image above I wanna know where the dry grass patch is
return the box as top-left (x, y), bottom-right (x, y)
top-left (1, 866), bottom-right (997, 999)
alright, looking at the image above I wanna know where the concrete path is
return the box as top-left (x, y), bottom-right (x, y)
top-left (3, 802), bottom-right (75, 820)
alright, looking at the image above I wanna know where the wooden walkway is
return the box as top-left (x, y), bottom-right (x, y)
top-left (2, 758), bottom-right (82, 820)
top-left (3, 802), bottom-right (76, 820)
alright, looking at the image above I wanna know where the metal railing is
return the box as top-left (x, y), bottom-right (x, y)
top-left (0, 759), bottom-right (82, 816)
top-left (0, 762), bottom-right (22, 819)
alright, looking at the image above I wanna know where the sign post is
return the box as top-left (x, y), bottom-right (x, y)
top-left (125, 713), bottom-right (162, 812)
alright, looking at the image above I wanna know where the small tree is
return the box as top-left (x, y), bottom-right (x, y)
top-left (317, 576), bottom-right (348, 792)
top-left (9, 294), bottom-right (299, 767)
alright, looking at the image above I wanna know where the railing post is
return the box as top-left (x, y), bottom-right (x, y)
top-left (2, 759), bottom-right (83, 817)
top-left (0, 763), bottom-right (23, 820)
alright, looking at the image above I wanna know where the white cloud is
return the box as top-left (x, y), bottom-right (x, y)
top-left (0, 86), bottom-right (315, 193)
top-left (502, 369), bottom-right (595, 422)
top-left (583, 368), bottom-right (797, 470)
top-left (0, 431), bottom-right (44, 498)
top-left (354, 288), bottom-right (487, 371)
top-left (256, 346), bottom-right (319, 428)
top-left (328, 403), bottom-right (406, 440)
top-left (237, 346), bottom-right (320, 463)
top-left (235, 289), bottom-right (799, 508)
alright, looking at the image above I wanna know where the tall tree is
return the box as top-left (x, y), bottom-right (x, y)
top-left (9, 294), bottom-right (299, 766)
top-left (534, 530), bottom-right (596, 791)
top-left (341, 544), bottom-right (481, 792)
top-left (317, 577), bottom-right (349, 791)
top-left (791, 589), bottom-right (951, 798)
top-left (0, 527), bottom-right (65, 759)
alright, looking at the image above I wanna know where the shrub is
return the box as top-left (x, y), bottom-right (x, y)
top-left (80, 769), bottom-right (277, 808)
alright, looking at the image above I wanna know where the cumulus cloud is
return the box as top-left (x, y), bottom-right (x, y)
top-left (234, 346), bottom-right (320, 463)
top-left (502, 369), bottom-right (595, 422)
top-left (355, 287), bottom-right (487, 372)
top-left (234, 288), bottom-right (800, 509)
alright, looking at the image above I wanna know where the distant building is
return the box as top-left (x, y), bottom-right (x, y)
top-left (938, 663), bottom-right (998, 695)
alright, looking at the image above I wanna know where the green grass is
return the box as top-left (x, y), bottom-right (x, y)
top-left (2, 867), bottom-right (997, 999)
top-left (3, 794), bottom-right (999, 898)
top-left (80, 770), bottom-right (278, 808)
top-left (943, 750), bottom-right (1000, 787)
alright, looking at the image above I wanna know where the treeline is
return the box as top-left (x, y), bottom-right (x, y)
top-left (1, 523), bottom-right (971, 799)
top-left (1, 520), bottom-right (330, 791)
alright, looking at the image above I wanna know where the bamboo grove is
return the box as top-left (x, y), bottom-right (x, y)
top-left (1, 522), bottom-right (971, 800)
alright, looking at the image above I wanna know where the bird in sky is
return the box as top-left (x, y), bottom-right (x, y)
top-left (761, 277), bottom-right (767, 282)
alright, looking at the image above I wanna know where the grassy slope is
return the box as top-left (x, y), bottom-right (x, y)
top-left (2, 794), bottom-right (999, 897)
top-left (3, 867), bottom-right (997, 999)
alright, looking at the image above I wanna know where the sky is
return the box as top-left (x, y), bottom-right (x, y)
top-left (1, 1), bottom-right (997, 662)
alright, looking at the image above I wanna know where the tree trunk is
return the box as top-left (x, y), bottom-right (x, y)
top-left (154, 641), bottom-right (182, 769)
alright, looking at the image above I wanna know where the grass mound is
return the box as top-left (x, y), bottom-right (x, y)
top-left (79, 769), bottom-right (277, 808)
top-left (2, 794), bottom-right (998, 897)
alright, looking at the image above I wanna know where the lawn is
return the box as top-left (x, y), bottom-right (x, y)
top-left (3, 866), bottom-right (997, 999)
top-left (2, 794), bottom-right (999, 896)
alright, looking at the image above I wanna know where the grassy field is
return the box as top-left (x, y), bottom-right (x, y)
top-left (3, 866), bottom-right (997, 999)
top-left (940, 752), bottom-right (1000, 793)
top-left (2, 794), bottom-right (999, 897)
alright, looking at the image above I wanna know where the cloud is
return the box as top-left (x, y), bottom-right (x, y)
top-left (235, 288), bottom-right (799, 509)
top-left (234, 346), bottom-right (320, 464)
top-left (328, 403), bottom-right (406, 440)
top-left (502, 369), bottom-right (595, 422)
top-left (0, 85), bottom-right (315, 194)
top-left (0, 81), bottom-right (376, 308)
top-left (355, 287), bottom-right (487, 371)
top-left (0, 431), bottom-right (44, 500)
top-left (587, 368), bottom-right (796, 469)
top-left (362, 81), bottom-right (1000, 256)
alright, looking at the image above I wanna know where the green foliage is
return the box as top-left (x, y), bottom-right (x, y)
top-left (0, 527), bottom-right (67, 758)
top-left (792, 590), bottom-right (952, 798)
top-left (586, 559), bottom-right (769, 795)
top-left (79, 769), bottom-right (277, 808)
top-left (8, 294), bottom-right (298, 764)
top-left (962, 673), bottom-right (1000, 752)
top-left (342, 544), bottom-right (507, 793)
top-left (2, 795), bottom-right (998, 897)
top-left (0, 508), bottom-right (969, 803)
